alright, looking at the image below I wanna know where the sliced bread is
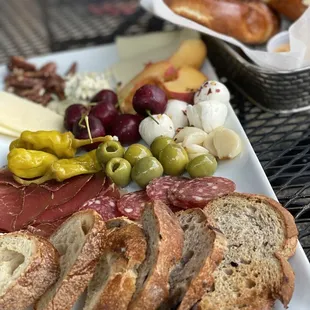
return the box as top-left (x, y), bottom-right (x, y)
top-left (0, 231), bottom-right (59, 310)
top-left (198, 193), bottom-right (298, 310)
top-left (128, 200), bottom-right (184, 310)
top-left (83, 218), bottom-right (147, 310)
top-left (161, 209), bottom-right (227, 310)
top-left (35, 209), bottom-right (106, 310)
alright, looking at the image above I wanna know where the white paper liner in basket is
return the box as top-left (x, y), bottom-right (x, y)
top-left (141, 0), bottom-right (310, 71)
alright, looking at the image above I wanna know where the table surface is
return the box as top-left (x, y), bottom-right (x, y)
top-left (2, 0), bottom-right (310, 260)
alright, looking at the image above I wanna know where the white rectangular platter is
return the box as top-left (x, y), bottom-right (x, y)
top-left (0, 44), bottom-right (310, 310)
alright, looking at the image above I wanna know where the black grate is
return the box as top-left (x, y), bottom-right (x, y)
top-left (1, 0), bottom-right (310, 259)
top-left (228, 80), bottom-right (310, 258)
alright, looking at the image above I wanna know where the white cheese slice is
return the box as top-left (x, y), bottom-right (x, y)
top-left (111, 29), bottom-right (200, 85)
top-left (0, 126), bottom-right (20, 138)
top-left (0, 91), bottom-right (64, 134)
top-left (116, 29), bottom-right (200, 60)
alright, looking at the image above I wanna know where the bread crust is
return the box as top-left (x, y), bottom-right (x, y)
top-left (83, 218), bottom-right (146, 310)
top-left (0, 232), bottom-right (59, 310)
top-left (35, 210), bottom-right (106, 310)
top-left (93, 271), bottom-right (137, 310)
top-left (128, 200), bottom-right (184, 310)
top-left (199, 193), bottom-right (297, 309)
top-left (267, 0), bottom-right (307, 21)
top-left (173, 209), bottom-right (227, 310)
top-left (164, 0), bottom-right (279, 44)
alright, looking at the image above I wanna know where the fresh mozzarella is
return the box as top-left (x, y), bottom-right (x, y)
top-left (139, 114), bottom-right (175, 145)
top-left (164, 99), bottom-right (188, 130)
top-left (186, 104), bottom-right (202, 129)
top-left (187, 100), bottom-right (228, 133)
top-left (194, 80), bottom-right (230, 105)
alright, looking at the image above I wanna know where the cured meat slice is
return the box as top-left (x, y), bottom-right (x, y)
top-left (32, 173), bottom-right (109, 224)
top-left (0, 169), bottom-right (23, 188)
top-left (146, 176), bottom-right (188, 205)
top-left (0, 169), bottom-right (120, 235)
top-left (117, 190), bottom-right (150, 220)
top-left (98, 178), bottom-right (121, 200)
top-left (27, 217), bottom-right (68, 238)
top-left (80, 196), bottom-right (121, 221)
top-left (13, 174), bottom-right (94, 230)
top-left (0, 183), bottom-right (24, 232)
top-left (168, 177), bottom-right (236, 209)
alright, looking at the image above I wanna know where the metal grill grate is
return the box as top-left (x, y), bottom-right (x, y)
top-left (228, 80), bottom-right (310, 258)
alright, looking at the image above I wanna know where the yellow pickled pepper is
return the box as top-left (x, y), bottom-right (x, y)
top-left (13, 149), bottom-right (102, 185)
top-left (10, 130), bottom-right (113, 158)
top-left (7, 148), bottom-right (58, 179)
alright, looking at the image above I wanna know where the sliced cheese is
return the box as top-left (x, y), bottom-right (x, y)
top-left (0, 126), bottom-right (20, 138)
top-left (0, 92), bottom-right (64, 134)
top-left (116, 29), bottom-right (200, 60)
top-left (111, 29), bottom-right (200, 85)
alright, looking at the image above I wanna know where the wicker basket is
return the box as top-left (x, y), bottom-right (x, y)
top-left (203, 35), bottom-right (310, 113)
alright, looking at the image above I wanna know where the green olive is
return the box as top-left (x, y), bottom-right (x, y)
top-left (105, 157), bottom-right (131, 187)
top-left (131, 156), bottom-right (163, 188)
top-left (159, 144), bottom-right (189, 176)
top-left (96, 140), bottom-right (125, 166)
top-left (150, 136), bottom-right (175, 158)
top-left (186, 154), bottom-right (217, 178)
top-left (124, 144), bottom-right (152, 167)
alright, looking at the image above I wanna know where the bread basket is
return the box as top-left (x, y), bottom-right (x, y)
top-left (203, 35), bottom-right (310, 113)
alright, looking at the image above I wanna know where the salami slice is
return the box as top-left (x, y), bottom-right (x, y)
top-left (146, 176), bottom-right (188, 205)
top-left (168, 177), bottom-right (236, 209)
top-left (80, 196), bottom-right (121, 221)
top-left (117, 190), bottom-right (150, 220)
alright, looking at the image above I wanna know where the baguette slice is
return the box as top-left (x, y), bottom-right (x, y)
top-left (83, 218), bottom-right (147, 310)
top-left (128, 200), bottom-right (184, 310)
top-left (0, 232), bottom-right (59, 310)
top-left (35, 210), bottom-right (106, 310)
top-left (161, 209), bottom-right (227, 310)
top-left (198, 193), bottom-right (298, 310)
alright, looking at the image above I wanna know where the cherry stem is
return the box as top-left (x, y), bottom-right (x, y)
top-left (78, 113), bottom-right (87, 128)
top-left (146, 110), bottom-right (159, 125)
top-left (84, 115), bottom-right (93, 143)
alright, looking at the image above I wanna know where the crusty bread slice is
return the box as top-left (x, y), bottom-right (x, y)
top-left (35, 210), bottom-right (106, 310)
top-left (83, 218), bottom-right (147, 310)
top-left (160, 209), bottom-right (227, 310)
top-left (0, 231), bottom-right (59, 310)
top-left (128, 200), bottom-right (184, 310)
top-left (198, 193), bottom-right (298, 310)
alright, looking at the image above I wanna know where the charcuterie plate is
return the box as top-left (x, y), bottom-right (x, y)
top-left (0, 44), bottom-right (310, 310)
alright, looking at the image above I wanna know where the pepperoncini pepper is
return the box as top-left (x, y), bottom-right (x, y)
top-left (9, 130), bottom-right (113, 158)
top-left (13, 149), bottom-right (102, 185)
top-left (8, 148), bottom-right (58, 179)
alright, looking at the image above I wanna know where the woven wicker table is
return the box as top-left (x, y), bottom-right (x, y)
top-left (1, 0), bottom-right (310, 259)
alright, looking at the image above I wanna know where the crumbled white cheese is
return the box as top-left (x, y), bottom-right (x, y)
top-left (65, 72), bottom-right (113, 101)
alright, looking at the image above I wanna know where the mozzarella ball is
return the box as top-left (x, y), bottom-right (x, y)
top-left (194, 80), bottom-right (230, 105)
top-left (164, 99), bottom-right (188, 130)
top-left (139, 114), bottom-right (175, 146)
